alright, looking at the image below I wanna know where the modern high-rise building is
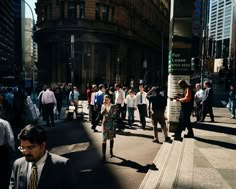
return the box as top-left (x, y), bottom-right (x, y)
top-left (208, 0), bottom-right (234, 58)
top-left (24, 18), bottom-right (33, 78)
top-left (192, 0), bottom-right (204, 58)
top-left (13, 0), bottom-right (24, 78)
top-left (0, 0), bottom-right (15, 80)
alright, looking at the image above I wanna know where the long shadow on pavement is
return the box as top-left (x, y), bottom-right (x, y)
top-left (194, 136), bottom-right (236, 150)
top-left (116, 131), bottom-right (154, 139)
top-left (42, 120), bottom-right (123, 189)
top-left (193, 122), bottom-right (236, 136)
top-left (106, 155), bottom-right (158, 173)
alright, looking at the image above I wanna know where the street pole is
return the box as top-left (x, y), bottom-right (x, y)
top-left (201, 0), bottom-right (208, 87)
top-left (161, 32), bottom-right (164, 86)
top-left (70, 35), bottom-right (75, 98)
top-left (116, 57), bottom-right (120, 84)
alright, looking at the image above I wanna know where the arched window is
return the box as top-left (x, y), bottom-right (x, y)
top-left (68, 0), bottom-right (76, 18)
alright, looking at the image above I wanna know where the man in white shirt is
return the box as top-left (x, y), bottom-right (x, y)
top-left (41, 85), bottom-right (57, 127)
top-left (114, 84), bottom-right (125, 131)
top-left (135, 84), bottom-right (148, 129)
top-left (194, 83), bottom-right (204, 121)
top-left (9, 124), bottom-right (78, 189)
top-left (90, 85), bottom-right (98, 131)
top-left (0, 117), bottom-right (15, 189)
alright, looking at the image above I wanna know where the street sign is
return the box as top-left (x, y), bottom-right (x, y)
top-left (168, 48), bottom-right (191, 75)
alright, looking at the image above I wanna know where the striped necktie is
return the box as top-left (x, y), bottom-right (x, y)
top-left (28, 163), bottom-right (38, 189)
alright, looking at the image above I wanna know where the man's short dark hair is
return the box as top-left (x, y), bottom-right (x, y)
top-left (18, 124), bottom-right (47, 145)
top-left (155, 86), bottom-right (162, 94)
top-left (99, 84), bottom-right (104, 90)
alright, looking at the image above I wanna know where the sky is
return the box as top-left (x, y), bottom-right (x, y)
top-left (25, 0), bottom-right (37, 20)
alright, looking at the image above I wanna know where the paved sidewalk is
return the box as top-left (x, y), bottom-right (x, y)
top-left (140, 107), bottom-right (236, 189)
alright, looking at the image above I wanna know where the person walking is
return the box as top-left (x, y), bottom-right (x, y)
top-left (0, 116), bottom-right (15, 189)
top-left (114, 84), bottom-right (125, 131)
top-left (9, 124), bottom-right (78, 189)
top-left (41, 85), bottom-right (57, 127)
top-left (174, 80), bottom-right (194, 140)
top-left (90, 85), bottom-right (97, 130)
top-left (194, 83), bottom-right (204, 121)
top-left (69, 86), bottom-right (80, 115)
top-left (37, 86), bottom-right (46, 120)
top-left (86, 84), bottom-right (92, 121)
top-left (200, 81), bottom-right (215, 122)
top-left (125, 89), bottom-right (136, 128)
top-left (92, 84), bottom-right (105, 132)
top-left (122, 86), bottom-right (128, 120)
top-left (135, 84), bottom-right (148, 129)
top-left (101, 95), bottom-right (117, 161)
top-left (146, 86), bottom-right (170, 143)
top-left (54, 85), bottom-right (63, 119)
top-left (227, 84), bottom-right (236, 119)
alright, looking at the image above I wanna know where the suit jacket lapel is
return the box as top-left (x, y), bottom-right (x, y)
top-left (38, 153), bottom-right (53, 188)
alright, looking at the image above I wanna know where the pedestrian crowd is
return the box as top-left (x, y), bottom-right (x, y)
top-left (0, 77), bottom-right (235, 189)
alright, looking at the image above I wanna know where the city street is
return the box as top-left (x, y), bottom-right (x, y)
top-left (35, 102), bottom-right (163, 189)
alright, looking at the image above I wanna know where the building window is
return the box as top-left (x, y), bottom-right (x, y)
top-left (42, 8), bottom-right (47, 21)
top-left (102, 5), bottom-right (109, 22)
top-left (60, 1), bottom-right (65, 18)
top-left (68, 0), bottom-right (76, 18)
top-left (96, 3), bottom-right (100, 20)
top-left (79, 1), bottom-right (85, 19)
top-left (49, 3), bottom-right (52, 19)
top-left (111, 7), bottom-right (115, 23)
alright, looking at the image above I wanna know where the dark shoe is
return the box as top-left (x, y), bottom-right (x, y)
top-left (210, 120), bottom-right (215, 122)
top-left (93, 129), bottom-right (98, 132)
top-left (152, 139), bottom-right (160, 143)
top-left (110, 151), bottom-right (113, 158)
top-left (199, 119), bottom-right (204, 122)
top-left (165, 136), bottom-right (171, 142)
top-left (174, 136), bottom-right (183, 141)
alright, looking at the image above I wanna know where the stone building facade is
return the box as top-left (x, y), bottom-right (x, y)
top-left (34, 0), bottom-right (170, 92)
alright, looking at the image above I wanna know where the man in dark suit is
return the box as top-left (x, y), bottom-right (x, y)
top-left (174, 80), bottom-right (195, 140)
top-left (200, 81), bottom-right (215, 122)
top-left (9, 124), bottom-right (78, 189)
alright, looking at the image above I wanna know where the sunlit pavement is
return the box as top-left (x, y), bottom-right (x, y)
top-left (35, 101), bottom-right (163, 189)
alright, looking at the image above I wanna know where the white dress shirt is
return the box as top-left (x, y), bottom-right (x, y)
top-left (41, 89), bottom-right (57, 105)
top-left (135, 91), bottom-right (148, 105)
top-left (115, 89), bottom-right (125, 106)
top-left (90, 92), bottom-right (96, 106)
top-left (125, 95), bottom-right (136, 108)
top-left (195, 89), bottom-right (204, 103)
top-left (27, 151), bottom-right (48, 184)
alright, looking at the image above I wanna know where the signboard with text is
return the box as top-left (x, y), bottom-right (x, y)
top-left (168, 48), bottom-right (191, 75)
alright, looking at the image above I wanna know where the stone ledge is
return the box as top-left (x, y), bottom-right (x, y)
top-left (140, 136), bottom-right (195, 189)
